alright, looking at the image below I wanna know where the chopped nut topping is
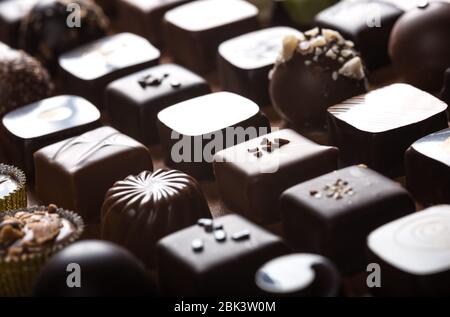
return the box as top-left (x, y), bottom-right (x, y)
top-left (338, 57), bottom-right (365, 80)
top-left (281, 35), bottom-right (299, 61)
top-left (305, 27), bottom-right (320, 37)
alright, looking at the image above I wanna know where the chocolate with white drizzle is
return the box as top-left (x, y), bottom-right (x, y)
top-left (34, 126), bottom-right (153, 223)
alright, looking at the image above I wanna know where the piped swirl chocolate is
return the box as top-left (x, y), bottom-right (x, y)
top-left (101, 169), bottom-right (211, 267)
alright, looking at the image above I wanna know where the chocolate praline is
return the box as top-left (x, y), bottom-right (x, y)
top-left (269, 28), bottom-right (367, 129)
top-left (0, 48), bottom-right (53, 117)
top-left (389, 1), bottom-right (450, 92)
top-left (19, 0), bottom-right (109, 73)
top-left (33, 240), bottom-right (156, 297)
top-left (101, 169), bottom-right (212, 268)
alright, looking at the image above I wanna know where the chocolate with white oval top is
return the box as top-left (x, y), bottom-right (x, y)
top-left (59, 33), bottom-right (160, 108)
top-left (1, 95), bottom-right (101, 176)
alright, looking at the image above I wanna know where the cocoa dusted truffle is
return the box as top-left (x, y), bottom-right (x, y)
top-left (389, 1), bottom-right (450, 92)
top-left (269, 28), bottom-right (367, 129)
top-left (101, 169), bottom-right (212, 268)
top-left (0, 48), bottom-right (53, 117)
top-left (19, 0), bottom-right (109, 72)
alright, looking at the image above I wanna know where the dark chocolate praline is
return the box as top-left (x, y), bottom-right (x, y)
top-left (0, 48), bottom-right (53, 117)
top-left (269, 28), bottom-right (367, 129)
top-left (34, 240), bottom-right (156, 297)
top-left (19, 0), bottom-right (109, 73)
top-left (389, 1), bottom-right (450, 92)
top-left (101, 169), bottom-right (212, 268)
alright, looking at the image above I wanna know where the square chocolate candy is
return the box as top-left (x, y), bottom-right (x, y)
top-left (218, 26), bottom-right (301, 106)
top-left (106, 63), bottom-right (210, 145)
top-left (367, 205), bottom-right (450, 296)
top-left (34, 126), bottom-right (153, 223)
top-left (405, 128), bottom-right (450, 206)
top-left (163, 0), bottom-right (259, 73)
top-left (117, 0), bottom-right (193, 47)
top-left (280, 165), bottom-right (415, 274)
top-left (315, 0), bottom-right (403, 70)
top-left (327, 84), bottom-right (448, 177)
top-left (1, 95), bottom-right (101, 176)
top-left (157, 92), bottom-right (270, 180)
top-left (0, 0), bottom-right (37, 48)
top-left (58, 33), bottom-right (160, 108)
top-left (213, 129), bottom-right (339, 224)
top-left (156, 214), bottom-right (290, 296)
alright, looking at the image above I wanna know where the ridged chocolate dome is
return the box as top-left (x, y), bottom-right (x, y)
top-left (101, 169), bottom-right (211, 267)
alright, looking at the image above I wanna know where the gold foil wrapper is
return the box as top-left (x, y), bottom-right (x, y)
top-left (0, 164), bottom-right (27, 212)
top-left (0, 206), bottom-right (84, 297)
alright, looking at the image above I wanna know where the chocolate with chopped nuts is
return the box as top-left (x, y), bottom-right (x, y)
top-left (214, 129), bottom-right (338, 224)
top-left (280, 165), bottom-right (415, 274)
top-left (157, 214), bottom-right (289, 296)
top-left (0, 205), bottom-right (77, 258)
top-left (269, 27), bottom-right (367, 129)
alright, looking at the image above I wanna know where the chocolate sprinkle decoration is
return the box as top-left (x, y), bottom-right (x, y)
top-left (231, 229), bottom-right (251, 241)
top-left (197, 218), bottom-right (213, 227)
top-left (214, 230), bottom-right (227, 242)
top-left (311, 179), bottom-right (355, 200)
top-left (191, 239), bottom-right (204, 252)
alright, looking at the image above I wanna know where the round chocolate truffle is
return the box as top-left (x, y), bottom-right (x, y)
top-left (33, 240), bottom-right (156, 297)
top-left (389, 2), bottom-right (450, 92)
top-left (19, 0), bottom-right (109, 72)
top-left (255, 253), bottom-right (341, 297)
top-left (101, 169), bottom-right (212, 268)
top-left (0, 48), bottom-right (54, 117)
top-left (269, 28), bottom-right (367, 129)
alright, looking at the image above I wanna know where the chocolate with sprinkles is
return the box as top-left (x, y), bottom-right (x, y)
top-left (0, 48), bottom-right (53, 117)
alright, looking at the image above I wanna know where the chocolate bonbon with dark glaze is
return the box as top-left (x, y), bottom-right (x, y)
top-left (101, 169), bottom-right (211, 268)
top-left (34, 126), bottom-right (153, 223)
